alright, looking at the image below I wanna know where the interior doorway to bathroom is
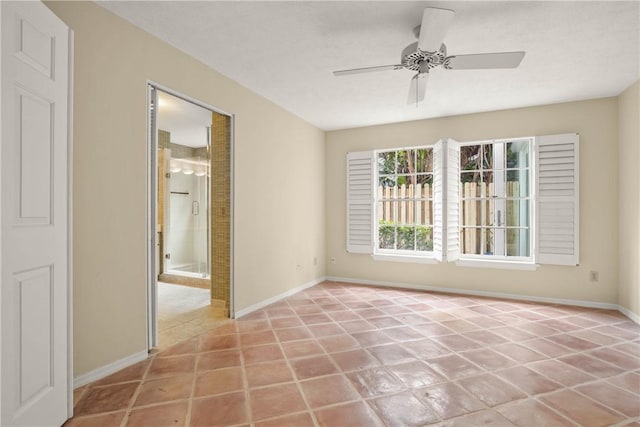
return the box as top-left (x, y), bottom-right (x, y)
top-left (147, 85), bottom-right (234, 350)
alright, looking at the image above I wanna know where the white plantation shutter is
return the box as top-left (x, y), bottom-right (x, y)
top-left (346, 151), bottom-right (374, 253)
top-left (535, 133), bottom-right (579, 265)
top-left (432, 141), bottom-right (444, 261)
top-left (446, 140), bottom-right (461, 261)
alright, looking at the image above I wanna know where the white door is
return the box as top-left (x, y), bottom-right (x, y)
top-left (1, 1), bottom-right (71, 426)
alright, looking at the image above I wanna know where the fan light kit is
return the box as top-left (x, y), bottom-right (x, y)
top-left (333, 7), bottom-right (526, 104)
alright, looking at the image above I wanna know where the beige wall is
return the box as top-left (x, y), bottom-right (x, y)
top-left (326, 98), bottom-right (619, 305)
top-left (46, 2), bottom-right (325, 377)
top-left (618, 79), bottom-right (640, 319)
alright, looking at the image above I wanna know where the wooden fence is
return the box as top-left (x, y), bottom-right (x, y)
top-left (378, 181), bottom-right (523, 255)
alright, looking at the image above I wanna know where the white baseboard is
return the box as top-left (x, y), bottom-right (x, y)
top-left (326, 275), bottom-right (621, 310)
top-left (73, 350), bottom-right (149, 389)
top-left (617, 304), bottom-right (640, 324)
top-left (234, 276), bottom-right (326, 318)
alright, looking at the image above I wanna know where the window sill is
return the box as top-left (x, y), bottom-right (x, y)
top-left (455, 259), bottom-right (539, 271)
top-left (372, 253), bottom-right (438, 264)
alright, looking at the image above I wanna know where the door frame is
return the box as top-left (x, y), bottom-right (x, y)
top-left (146, 82), bottom-right (235, 350)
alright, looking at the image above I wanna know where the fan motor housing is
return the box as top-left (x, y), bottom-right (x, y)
top-left (401, 42), bottom-right (447, 72)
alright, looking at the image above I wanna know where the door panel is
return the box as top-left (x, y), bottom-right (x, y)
top-left (1, 1), bottom-right (71, 425)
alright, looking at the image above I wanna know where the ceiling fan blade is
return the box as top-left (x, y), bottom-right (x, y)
top-left (446, 52), bottom-right (526, 70)
top-left (407, 73), bottom-right (428, 105)
top-left (417, 7), bottom-right (455, 53)
top-left (333, 64), bottom-right (402, 76)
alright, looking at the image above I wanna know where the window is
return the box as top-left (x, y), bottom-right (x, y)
top-left (375, 147), bottom-right (434, 255)
top-left (459, 138), bottom-right (532, 261)
top-left (345, 133), bottom-right (579, 268)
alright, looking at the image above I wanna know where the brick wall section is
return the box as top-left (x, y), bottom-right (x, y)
top-left (210, 112), bottom-right (231, 310)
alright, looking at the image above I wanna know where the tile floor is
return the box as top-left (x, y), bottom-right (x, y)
top-left (157, 282), bottom-right (228, 349)
top-left (68, 281), bottom-right (639, 426)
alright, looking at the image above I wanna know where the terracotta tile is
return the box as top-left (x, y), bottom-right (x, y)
top-left (413, 322), bottom-right (455, 337)
top-left (368, 391), bottom-right (439, 426)
top-left (240, 330), bottom-right (276, 347)
top-left (569, 329), bottom-right (622, 345)
top-left (396, 313), bottom-right (431, 325)
top-left (74, 382), bottom-right (139, 416)
top-left (491, 326), bottom-right (537, 341)
top-left (414, 382), bottom-right (485, 420)
top-left (356, 308), bottom-right (388, 319)
top-left (588, 347), bottom-right (640, 370)
top-left (577, 381), bottom-right (640, 417)
top-left (458, 373), bottom-right (526, 407)
top-left (270, 316), bottom-right (303, 329)
top-left (403, 338), bottom-right (451, 359)
top-left (126, 401), bottom-right (188, 426)
top-left (436, 334), bottom-right (484, 352)
top-left (300, 374), bottom-right (360, 408)
top-left (281, 339), bottom-right (324, 359)
top-left (207, 322), bottom-right (238, 335)
top-left (198, 333), bottom-right (239, 352)
top-left (254, 412), bottom-right (315, 427)
top-left (294, 304), bottom-right (324, 315)
top-left (497, 399), bottom-right (574, 427)
top-left (265, 307), bottom-right (296, 318)
top-left (607, 371), bottom-right (640, 394)
top-left (275, 326), bottom-right (312, 342)
top-left (315, 401), bottom-right (384, 427)
top-left (328, 310), bottom-right (361, 322)
top-left (351, 330), bottom-right (395, 347)
top-left (191, 392), bottom-right (249, 426)
top-left (317, 334), bottom-right (360, 353)
top-left (196, 349), bottom-right (241, 371)
top-left (249, 383), bottom-right (306, 421)
top-left (299, 313), bottom-right (332, 325)
top-left (559, 353), bottom-right (625, 378)
top-left (245, 360), bottom-right (294, 388)
top-left (330, 348), bottom-right (381, 372)
top-left (386, 360), bottom-right (446, 388)
top-left (467, 315), bottom-right (506, 329)
top-left (158, 338), bottom-right (198, 358)
top-left (134, 374), bottom-right (193, 406)
top-left (540, 389), bottom-right (624, 426)
top-left (341, 319), bottom-right (376, 333)
top-left (367, 344), bottom-right (416, 365)
top-left (495, 366), bottom-right (561, 395)
top-left (459, 348), bottom-right (518, 371)
top-left (494, 342), bottom-right (546, 363)
top-left (439, 409), bottom-right (515, 427)
top-left (73, 387), bottom-right (88, 407)
top-left (441, 319), bottom-right (480, 333)
top-left (515, 322), bottom-right (559, 337)
top-left (366, 316), bottom-right (403, 329)
top-left (527, 359), bottom-right (595, 386)
top-left (519, 338), bottom-right (573, 358)
top-left (426, 354), bottom-right (484, 380)
top-left (146, 355), bottom-right (195, 379)
top-left (242, 343), bottom-right (284, 365)
top-left (91, 359), bottom-right (150, 387)
top-left (546, 334), bottom-right (599, 351)
top-left (381, 326), bottom-right (425, 342)
top-left (308, 322), bottom-right (345, 337)
top-left (346, 368), bottom-right (405, 398)
top-left (236, 319), bottom-right (270, 333)
top-left (290, 355), bottom-right (338, 380)
top-left (613, 341), bottom-right (640, 357)
top-left (593, 324), bottom-right (640, 340)
top-left (194, 367), bottom-right (244, 397)
top-left (462, 330), bottom-right (508, 346)
top-left (63, 412), bottom-right (126, 427)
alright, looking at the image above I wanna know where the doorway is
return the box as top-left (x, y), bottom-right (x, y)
top-left (147, 85), bottom-right (233, 350)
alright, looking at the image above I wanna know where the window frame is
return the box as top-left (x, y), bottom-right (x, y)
top-left (457, 137), bottom-right (534, 263)
top-left (373, 145), bottom-right (436, 259)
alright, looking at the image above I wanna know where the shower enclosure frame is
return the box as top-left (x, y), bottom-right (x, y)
top-left (146, 82), bottom-right (235, 349)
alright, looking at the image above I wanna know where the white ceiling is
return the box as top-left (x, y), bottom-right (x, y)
top-left (100, 1), bottom-right (640, 131)
top-left (157, 90), bottom-right (211, 148)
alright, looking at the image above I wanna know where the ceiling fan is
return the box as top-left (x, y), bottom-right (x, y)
top-left (333, 7), bottom-right (526, 104)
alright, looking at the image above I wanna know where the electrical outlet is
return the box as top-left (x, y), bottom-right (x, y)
top-left (589, 271), bottom-right (599, 282)
top-left (330, 257), bottom-right (336, 264)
